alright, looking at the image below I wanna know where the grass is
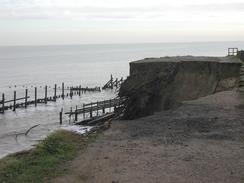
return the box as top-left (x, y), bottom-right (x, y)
top-left (0, 130), bottom-right (99, 183)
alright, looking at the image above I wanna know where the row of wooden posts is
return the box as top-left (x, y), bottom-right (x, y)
top-left (59, 97), bottom-right (126, 125)
top-left (0, 83), bottom-right (101, 114)
top-left (102, 75), bottom-right (124, 89)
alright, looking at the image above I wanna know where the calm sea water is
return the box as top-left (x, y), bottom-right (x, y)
top-left (1, 41), bottom-right (244, 92)
top-left (0, 41), bottom-right (244, 158)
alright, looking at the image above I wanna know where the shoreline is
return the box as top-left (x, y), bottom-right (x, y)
top-left (0, 130), bottom-right (100, 183)
top-left (0, 89), bottom-right (116, 159)
top-left (0, 123), bottom-right (93, 160)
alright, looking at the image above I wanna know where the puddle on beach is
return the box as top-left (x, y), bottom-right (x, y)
top-left (0, 90), bottom-right (116, 159)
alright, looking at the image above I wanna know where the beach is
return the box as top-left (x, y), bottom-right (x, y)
top-left (0, 41), bottom-right (244, 158)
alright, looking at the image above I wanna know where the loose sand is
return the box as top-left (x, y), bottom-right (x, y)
top-left (52, 90), bottom-right (244, 183)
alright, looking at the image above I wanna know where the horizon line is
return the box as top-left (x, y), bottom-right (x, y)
top-left (1, 40), bottom-right (244, 47)
top-left (0, 41), bottom-right (244, 47)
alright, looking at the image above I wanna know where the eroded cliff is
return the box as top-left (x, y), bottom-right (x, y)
top-left (119, 56), bottom-right (242, 119)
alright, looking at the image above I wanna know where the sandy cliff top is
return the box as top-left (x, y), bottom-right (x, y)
top-left (131, 56), bottom-right (241, 64)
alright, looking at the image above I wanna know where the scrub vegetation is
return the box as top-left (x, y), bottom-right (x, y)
top-left (0, 130), bottom-right (98, 183)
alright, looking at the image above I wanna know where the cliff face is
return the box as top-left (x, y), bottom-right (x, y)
top-left (119, 56), bottom-right (242, 119)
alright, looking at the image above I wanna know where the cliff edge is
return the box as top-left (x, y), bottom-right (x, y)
top-left (119, 56), bottom-right (242, 119)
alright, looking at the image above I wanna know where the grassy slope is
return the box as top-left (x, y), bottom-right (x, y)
top-left (0, 130), bottom-right (98, 183)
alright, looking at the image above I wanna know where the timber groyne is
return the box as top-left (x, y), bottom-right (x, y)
top-left (0, 83), bottom-right (101, 113)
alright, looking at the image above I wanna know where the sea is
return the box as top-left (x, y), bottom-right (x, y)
top-left (0, 41), bottom-right (244, 158)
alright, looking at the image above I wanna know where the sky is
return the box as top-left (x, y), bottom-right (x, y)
top-left (0, 0), bottom-right (244, 45)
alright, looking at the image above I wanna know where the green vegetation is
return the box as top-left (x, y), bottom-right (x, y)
top-left (0, 130), bottom-right (98, 183)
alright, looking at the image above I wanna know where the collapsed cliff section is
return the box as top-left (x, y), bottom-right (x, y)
top-left (119, 56), bottom-right (242, 119)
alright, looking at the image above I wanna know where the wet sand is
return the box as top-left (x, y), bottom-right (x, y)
top-left (52, 90), bottom-right (244, 183)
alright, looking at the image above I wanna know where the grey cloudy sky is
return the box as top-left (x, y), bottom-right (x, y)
top-left (0, 0), bottom-right (244, 45)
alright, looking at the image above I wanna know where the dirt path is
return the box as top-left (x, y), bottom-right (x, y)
top-left (52, 90), bottom-right (244, 183)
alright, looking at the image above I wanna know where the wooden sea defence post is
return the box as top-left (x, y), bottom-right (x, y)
top-left (69, 107), bottom-right (73, 124)
top-left (2, 93), bottom-right (5, 113)
top-left (45, 86), bottom-right (47, 104)
top-left (62, 82), bottom-right (64, 100)
top-left (111, 75), bottom-right (113, 89)
top-left (115, 78), bottom-right (118, 88)
top-left (75, 105), bottom-right (78, 121)
top-left (90, 102), bottom-right (93, 118)
top-left (59, 108), bottom-right (63, 125)
top-left (70, 88), bottom-right (73, 99)
top-left (35, 87), bottom-right (37, 107)
top-left (79, 85), bottom-right (81, 96)
top-left (102, 100), bottom-right (105, 114)
top-left (54, 84), bottom-right (57, 101)
top-left (13, 91), bottom-right (16, 111)
top-left (25, 89), bottom-right (28, 108)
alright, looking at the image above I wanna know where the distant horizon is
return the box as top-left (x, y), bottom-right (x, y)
top-left (1, 40), bottom-right (244, 47)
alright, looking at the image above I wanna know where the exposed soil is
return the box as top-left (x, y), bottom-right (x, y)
top-left (52, 90), bottom-right (244, 183)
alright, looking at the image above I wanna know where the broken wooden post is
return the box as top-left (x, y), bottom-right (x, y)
top-left (102, 100), bottom-right (105, 114)
top-left (59, 108), bottom-right (63, 125)
top-left (90, 102), bottom-right (93, 118)
top-left (62, 82), bottom-right (64, 99)
top-left (111, 74), bottom-right (113, 89)
top-left (35, 87), bottom-right (37, 107)
top-left (2, 93), bottom-right (5, 113)
top-left (75, 105), bottom-right (78, 122)
top-left (45, 85), bottom-right (47, 104)
top-left (13, 91), bottom-right (16, 111)
top-left (69, 107), bottom-right (73, 124)
top-left (54, 84), bottom-right (57, 101)
top-left (25, 89), bottom-right (28, 108)
top-left (79, 85), bottom-right (81, 96)
top-left (70, 88), bottom-right (73, 99)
